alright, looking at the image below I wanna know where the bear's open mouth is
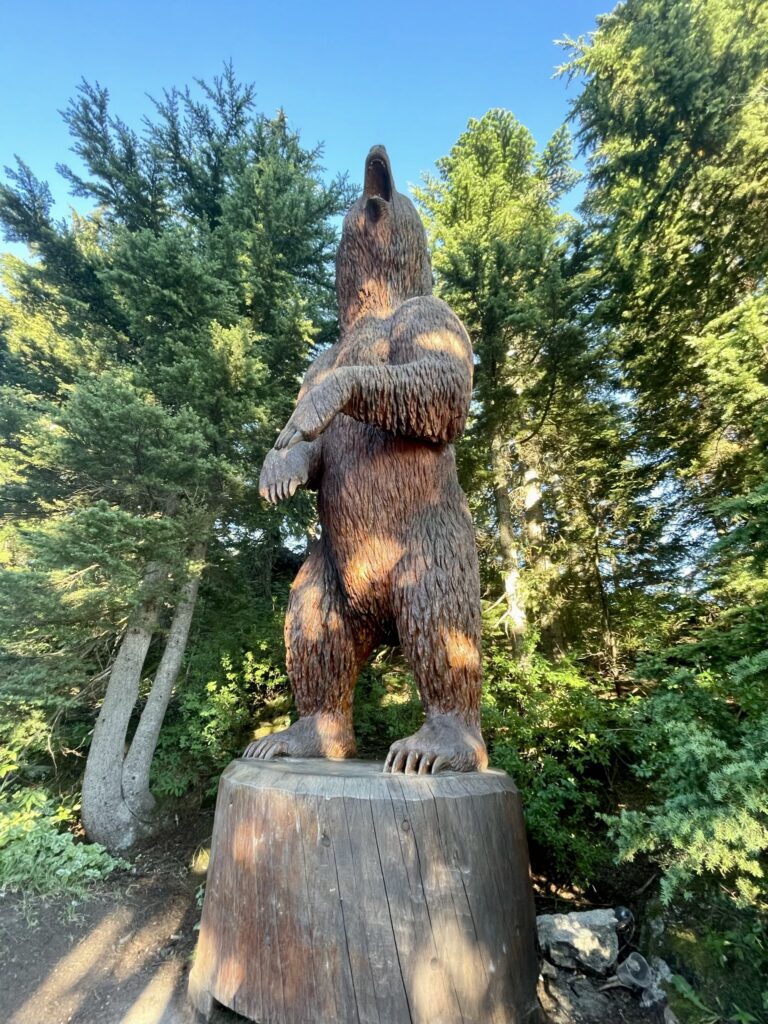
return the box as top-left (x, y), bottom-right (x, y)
top-left (364, 156), bottom-right (392, 204)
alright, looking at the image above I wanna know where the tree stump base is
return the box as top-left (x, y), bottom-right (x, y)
top-left (188, 758), bottom-right (539, 1024)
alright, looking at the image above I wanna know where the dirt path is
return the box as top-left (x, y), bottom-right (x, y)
top-left (0, 806), bottom-right (657, 1024)
top-left (0, 809), bottom-right (245, 1024)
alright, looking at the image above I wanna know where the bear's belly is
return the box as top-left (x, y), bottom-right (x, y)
top-left (317, 416), bottom-right (470, 615)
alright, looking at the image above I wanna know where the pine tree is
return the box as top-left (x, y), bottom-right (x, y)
top-left (562, 0), bottom-right (768, 513)
top-left (416, 111), bottom-right (580, 654)
top-left (0, 67), bottom-right (349, 850)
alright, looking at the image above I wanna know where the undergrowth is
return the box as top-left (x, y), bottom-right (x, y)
top-left (0, 789), bottom-right (127, 897)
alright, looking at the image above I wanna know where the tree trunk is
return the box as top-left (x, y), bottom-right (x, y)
top-left (491, 437), bottom-right (527, 650)
top-left (522, 465), bottom-right (564, 659)
top-left (81, 563), bottom-right (163, 852)
top-left (122, 545), bottom-right (205, 817)
top-left (82, 548), bottom-right (206, 853)
top-left (592, 531), bottom-right (621, 693)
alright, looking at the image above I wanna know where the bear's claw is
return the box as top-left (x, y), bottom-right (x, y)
top-left (242, 714), bottom-right (357, 762)
top-left (383, 713), bottom-right (488, 775)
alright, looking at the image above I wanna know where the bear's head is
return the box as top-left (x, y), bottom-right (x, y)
top-left (336, 145), bottom-right (433, 329)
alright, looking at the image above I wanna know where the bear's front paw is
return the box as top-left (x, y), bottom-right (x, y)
top-left (259, 445), bottom-right (310, 504)
top-left (276, 374), bottom-right (348, 449)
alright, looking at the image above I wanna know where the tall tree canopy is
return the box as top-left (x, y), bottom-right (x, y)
top-left (1, 8), bottom-right (767, 1014)
top-left (564, 0), bottom-right (768, 508)
top-left (562, 0), bottom-right (768, 929)
top-left (0, 67), bottom-right (349, 849)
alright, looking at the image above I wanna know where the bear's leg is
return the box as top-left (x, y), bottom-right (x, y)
top-left (243, 540), bottom-right (376, 760)
top-left (386, 562), bottom-right (488, 774)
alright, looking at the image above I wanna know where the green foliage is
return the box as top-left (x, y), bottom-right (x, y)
top-left (480, 612), bottom-right (629, 882)
top-left (610, 677), bottom-right (768, 907)
top-left (652, 903), bottom-right (768, 1024)
top-left (562, 0), bottom-right (768, 503)
top-left (152, 642), bottom-right (290, 798)
top-left (0, 701), bottom-right (51, 789)
top-left (149, 554), bottom-right (292, 797)
top-left (609, 423), bottom-right (768, 909)
top-left (0, 67), bottom-right (349, 839)
top-left (0, 789), bottom-right (126, 896)
top-left (353, 658), bottom-right (423, 761)
top-left (560, 12), bottom-right (768, 1000)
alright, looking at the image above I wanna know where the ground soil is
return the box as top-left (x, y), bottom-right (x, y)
top-left (0, 804), bottom-right (658, 1024)
top-left (0, 808), bottom-right (244, 1024)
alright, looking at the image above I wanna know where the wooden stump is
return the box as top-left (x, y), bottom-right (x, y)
top-left (188, 758), bottom-right (539, 1024)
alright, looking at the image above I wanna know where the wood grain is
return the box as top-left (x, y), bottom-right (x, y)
top-left (246, 146), bottom-right (488, 776)
top-left (189, 758), bottom-right (539, 1024)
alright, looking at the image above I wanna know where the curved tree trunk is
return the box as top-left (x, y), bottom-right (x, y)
top-left (522, 465), bottom-right (564, 659)
top-left (81, 564), bottom-right (163, 851)
top-left (122, 545), bottom-right (205, 816)
top-left (592, 530), bottom-right (621, 692)
top-left (81, 549), bottom-right (205, 853)
top-left (491, 436), bottom-right (527, 651)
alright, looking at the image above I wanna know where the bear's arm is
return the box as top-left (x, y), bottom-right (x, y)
top-left (337, 297), bottom-right (472, 443)
top-left (296, 346), bottom-right (338, 402)
top-left (262, 347), bottom-right (337, 497)
top-left (279, 353), bottom-right (333, 491)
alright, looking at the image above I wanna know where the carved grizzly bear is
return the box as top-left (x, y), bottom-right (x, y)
top-left (245, 145), bottom-right (488, 774)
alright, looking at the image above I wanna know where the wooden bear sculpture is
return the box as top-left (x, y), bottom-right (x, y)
top-left (246, 146), bottom-right (488, 774)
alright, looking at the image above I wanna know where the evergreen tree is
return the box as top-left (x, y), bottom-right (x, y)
top-left (415, 110), bottom-right (580, 654)
top-left (0, 67), bottom-right (349, 850)
top-left (415, 110), bottom-right (676, 676)
top-left (563, 0), bottom-right (768, 955)
top-left (562, 0), bottom-right (768, 513)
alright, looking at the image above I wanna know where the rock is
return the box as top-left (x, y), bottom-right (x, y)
top-left (537, 909), bottom-right (620, 975)
top-left (639, 957), bottom-right (674, 1011)
top-left (538, 971), bottom-right (613, 1023)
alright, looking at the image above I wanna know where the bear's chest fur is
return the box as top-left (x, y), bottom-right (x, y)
top-left (330, 299), bottom-right (428, 371)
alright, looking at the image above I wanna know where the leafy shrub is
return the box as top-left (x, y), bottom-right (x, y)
top-left (480, 620), bottom-right (629, 883)
top-left (0, 700), bottom-right (51, 789)
top-left (0, 789), bottom-right (127, 896)
top-left (608, 670), bottom-right (768, 909)
top-left (354, 655), bottom-right (424, 760)
top-left (151, 599), bottom-right (290, 797)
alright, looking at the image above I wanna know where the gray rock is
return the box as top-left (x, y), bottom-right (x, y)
top-left (538, 972), bottom-right (614, 1024)
top-left (537, 909), bottom-right (620, 975)
top-left (640, 957), bottom-right (674, 1010)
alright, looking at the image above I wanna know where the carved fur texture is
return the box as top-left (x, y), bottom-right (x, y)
top-left (245, 146), bottom-right (488, 774)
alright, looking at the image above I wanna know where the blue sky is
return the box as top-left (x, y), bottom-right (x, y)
top-left (0, 0), bottom-right (609, 228)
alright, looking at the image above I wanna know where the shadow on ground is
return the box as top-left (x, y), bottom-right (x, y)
top-left (0, 809), bottom-right (247, 1024)
top-left (0, 804), bottom-right (657, 1024)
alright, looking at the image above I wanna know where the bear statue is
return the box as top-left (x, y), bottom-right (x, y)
top-left (245, 145), bottom-right (488, 774)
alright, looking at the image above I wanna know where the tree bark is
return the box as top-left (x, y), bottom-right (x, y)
top-left (81, 563), bottom-right (163, 852)
top-left (522, 465), bottom-right (564, 659)
top-left (122, 545), bottom-right (205, 817)
top-left (491, 436), bottom-right (527, 650)
top-left (592, 531), bottom-right (621, 692)
top-left (82, 548), bottom-right (206, 853)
